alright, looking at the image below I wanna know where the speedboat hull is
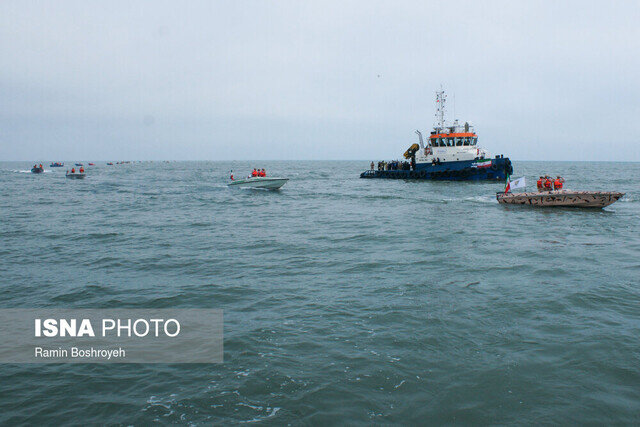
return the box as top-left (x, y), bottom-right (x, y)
top-left (31, 167), bottom-right (44, 174)
top-left (228, 177), bottom-right (288, 190)
top-left (497, 190), bottom-right (624, 208)
top-left (66, 173), bottom-right (86, 179)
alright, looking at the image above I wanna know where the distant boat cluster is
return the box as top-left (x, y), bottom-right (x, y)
top-left (30, 160), bottom-right (141, 179)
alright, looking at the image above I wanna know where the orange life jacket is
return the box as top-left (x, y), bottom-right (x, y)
top-left (71, 168), bottom-right (75, 173)
top-left (537, 179), bottom-right (543, 188)
top-left (251, 170), bottom-right (258, 177)
top-left (543, 179), bottom-right (552, 189)
top-left (554, 179), bottom-right (563, 189)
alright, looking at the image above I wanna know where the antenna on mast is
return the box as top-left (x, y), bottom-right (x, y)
top-left (434, 87), bottom-right (447, 131)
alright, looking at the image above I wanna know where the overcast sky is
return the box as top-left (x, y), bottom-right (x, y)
top-left (1, 1), bottom-right (639, 161)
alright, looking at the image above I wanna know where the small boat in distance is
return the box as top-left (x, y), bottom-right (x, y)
top-left (50, 162), bottom-right (64, 167)
top-left (497, 190), bottom-right (624, 208)
top-left (106, 162), bottom-right (114, 165)
top-left (75, 163), bottom-right (83, 166)
top-left (228, 177), bottom-right (289, 190)
top-left (66, 171), bottom-right (86, 179)
top-left (88, 162), bottom-right (95, 166)
top-left (31, 165), bottom-right (44, 173)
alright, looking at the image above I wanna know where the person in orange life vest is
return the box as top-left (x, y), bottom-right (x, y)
top-left (251, 168), bottom-right (258, 177)
top-left (71, 168), bottom-right (75, 173)
top-left (79, 167), bottom-right (84, 173)
top-left (543, 176), bottom-right (552, 191)
top-left (259, 169), bottom-right (265, 177)
top-left (230, 171), bottom-right (234, 181)
top-left (537, 176), bottom-right (544, 192)
top-left (554, 176), bottom-right (564, 190)
top-left (39, 164), bottom-right (43, 169)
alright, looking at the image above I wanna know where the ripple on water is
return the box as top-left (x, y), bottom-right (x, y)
top-left (0, 161), bottom-right (639, 424)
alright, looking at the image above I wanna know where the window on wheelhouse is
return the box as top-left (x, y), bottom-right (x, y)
top-left (471, 137), bottom-right (478, 146)
top-left (463, 137), bottom-right (470, 146)
top-left (446, 138), bottom-right (453, 147)
top-left (456, 137), bottom-right (463, 146)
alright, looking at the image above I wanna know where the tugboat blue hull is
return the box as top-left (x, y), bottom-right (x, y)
top-left (361, 157), bottom-right (512, 181)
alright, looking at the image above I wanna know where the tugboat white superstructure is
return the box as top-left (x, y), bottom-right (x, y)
top-left (361, 90), bottom-right (512, 180)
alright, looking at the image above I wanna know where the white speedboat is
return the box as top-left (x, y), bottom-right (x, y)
top-left (228, 177), bottom-right (288, 190)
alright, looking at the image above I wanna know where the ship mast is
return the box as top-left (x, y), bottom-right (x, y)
top-left (434, 89), bottom-right (447, 131)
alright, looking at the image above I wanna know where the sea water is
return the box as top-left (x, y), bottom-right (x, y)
top-left (0, 160), bottom-right (638, 424)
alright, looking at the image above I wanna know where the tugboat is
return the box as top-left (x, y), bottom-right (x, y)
top-left (361, 90), bottom-right (512, 180)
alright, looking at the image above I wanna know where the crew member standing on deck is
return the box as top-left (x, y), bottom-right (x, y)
top-left (251, 168), bottom-right (258, 177)
top-left (554, 176), bottom-right (564, 190)
top-left (543, 176), bottom-right (553, 191)
top-left (537, 176), bottom-right (544, 192)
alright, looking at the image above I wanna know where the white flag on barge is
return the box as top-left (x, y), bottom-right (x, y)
top-left (505, 176), bottom-right (526, 193)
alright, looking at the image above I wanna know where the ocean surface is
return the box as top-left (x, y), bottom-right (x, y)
top-left (1, 160), bottom-right (639, 424)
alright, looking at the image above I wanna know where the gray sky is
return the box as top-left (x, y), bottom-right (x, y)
top-left (1, 0), bottom-right (639, 161)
